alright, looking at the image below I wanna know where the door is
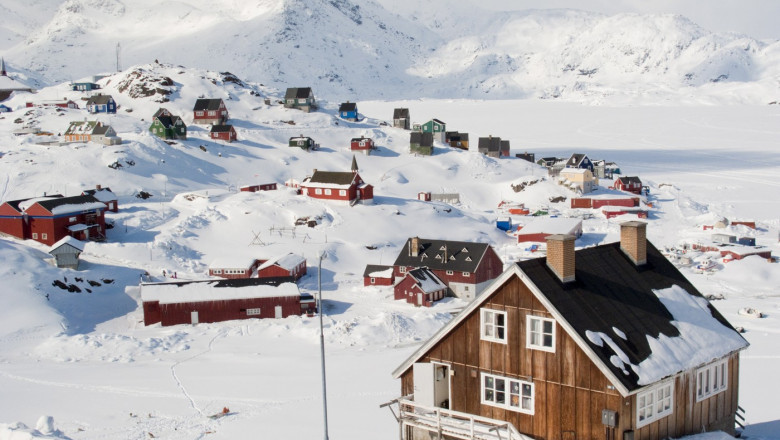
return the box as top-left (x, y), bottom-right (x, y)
top-left (417, 293), bottom-right (424, 306)
top-left (274, 305), bottom-right (283, 319)
top-left (413, 362), bottom-right (451, 409)
top-left (190, 311), bottom-right (199, 324)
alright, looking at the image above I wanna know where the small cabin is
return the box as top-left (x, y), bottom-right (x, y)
top-left (49, 236), bottom-right (85, 269)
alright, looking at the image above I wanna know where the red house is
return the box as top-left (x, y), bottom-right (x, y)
top-left (26, 100), bottom-right (79, 109)
top-left (300, 156), bottom-right (373, 205)
top-left (240, 183), bottom-right (277, 192)
top-left (209, 257), bottom-right (260, 279)
top-left (392, 237), bottom-right (503, 301)
top-left (515, 217), bottom-right (583, 243)
top-left (193, 98), bottom-right (228, 125)
top-left (209, 124), bottom-right (237, 142)
top-left (394, 267), bottom-right (448, 307)
top-left (602, 206), bottom-right (649, 219)
top-left (363, 264), bottom-right (395, 286)
top-left (82, 185), bottom-right (118, 212)
top-left (257, 253), bottom-right (307, 281)
top-left (0, 195), bottom-right (107, 246)
top-left (571, 195), bottom-right (639, 209)
top-left (350, 136), bottom-right (375, 155)
top-left (141, 279), bottom-right (313, 326)
top-left (615, 176), bottom-right (643, 194)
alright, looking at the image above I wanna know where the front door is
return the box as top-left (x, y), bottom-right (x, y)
top-left (417, 293), bottom-right (424, 306)
top-left (191, 311), bottom-right (199, 324)
top-left (275, 305), bottom-right (283, 319)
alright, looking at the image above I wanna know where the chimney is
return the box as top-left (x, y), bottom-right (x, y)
top-left (409, 237), bottom-right (420, 257)
top-left (313, 168), bottom-right (317, 174)
top-left (546, 234), bottom-right (576, 283)
top-left (620, 221), bottom-right (647, 265)
top-left (96, 184), bottom-right (102, 190)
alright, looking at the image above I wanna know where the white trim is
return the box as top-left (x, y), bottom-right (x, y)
top-left (480, 308), bottom-right (507, 344)
top-left (636, 380), bottom-right (674, 429)
top-left (246, 308), bottom-right (261, 316)
top-left (696, 358), bottom-right (728, 402)
top-left (526, 315), bottom-right (556, 353)
top-left (480, 372), bottom-right (534, 414)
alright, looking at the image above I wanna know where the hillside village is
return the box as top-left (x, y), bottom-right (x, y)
top-left (1, 53), bottom-right (779, 440)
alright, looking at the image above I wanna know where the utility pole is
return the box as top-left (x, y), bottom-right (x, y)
top-left (116, 43), bottom-right (121, 72)
top-left (318, 251), bottom-right (330, 440)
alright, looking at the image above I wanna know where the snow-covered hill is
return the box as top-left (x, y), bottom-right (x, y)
top-left (1, 0), bottom-right (780, 102)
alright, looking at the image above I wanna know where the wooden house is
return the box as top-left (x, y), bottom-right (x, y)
top-left (300, 157), bottom-right (373, 205)
top-left (478, 136), bottom-right (510, 158)
top-left (82, 185), bottom-right (118, 212)
top-left (394, 267), bottom-right (448, 307)
top-left (209, 124), bottom-right (237, 142)
top-left (421, 118), bottom-right (446, 143)
top-left (289, 135), bottom-right (318, 151)
top-left (257, 253), bottom-right (307, 280)
top-left (0, 195), bottom-right (106, 246)
top-left (571, 195), bottom-right (639, 209)
top-left (392, 237), bottom-right (503, 301)
top-left (410, 132), bottom-right (434, 156)
top-left (393, 108), bottom-right (410, 129)
top-left (615, 176), bottom-right (643, 194)
top-left (363, 264), bottom-right (395, 286)
top-left (558, 168), bottom-right (599, 194)
top-left (193, 98), bottom-right (228, 125)
top-left (71, 82), bottom-right (100, 91)
top-left (515, 152), bottom-right (535, 163)
top-left (445, 132), bottom-right (469, 150)
top-left (240, 183), bottom-right (277, 192)
top-left (284, 87), bottom-right (317, 112)
top-left (516, 217), bottom-right (583, 243)
top-left (566, 153), bottom-right (594, 172)
top-left (209, 257), bottom-right (261, 279)
top-left (141, 279), bottom-right (311, 326)
top-left (339, 101), bottom-right (358, 121)
top-left (49, 236), bottom-right (85, 270)
top-left (64, 121), bottom-right (121, 145)
top-left (350, 136), bottom-right (375, 155)
top-left (85, 94), bottom-right (117, 114)
top-left (26, 100), bottom-right (79, 109)
top-left (389, 222), bottom-right (749, 440)
top-left (150, 113), bottom-right (187, 140)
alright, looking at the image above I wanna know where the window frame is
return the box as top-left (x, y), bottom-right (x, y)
top-left (636, 380), bottom-right (674, 429)
top-left (526, 315), bottom-right (556, 353)
top-left (480, 372), bottom-right (534, 414)
top-left (696, 359), bottom-right (728, 402)
top-left (246, 308), bottom-right (261, 316)
top-left (480, 308), bottom-right (507, 344)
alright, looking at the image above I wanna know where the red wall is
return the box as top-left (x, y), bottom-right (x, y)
top-left (364, 276), bottom-right (393, 287)
top-left (257, 261), bottom-right (306, 280)
top-left (0, 217), bottom-right (26, 239)
top-left (517, 232), bottom-right (551, 243)
top-left (149, 295), bottom-right (302, 326)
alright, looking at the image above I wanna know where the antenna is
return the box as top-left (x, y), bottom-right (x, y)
top-left (116, 43), bottom-right (121, 72)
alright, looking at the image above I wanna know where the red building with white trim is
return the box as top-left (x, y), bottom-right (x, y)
top-left (240, 183), bottom-right (277, 192)
top-left (614, 176), bottom-right (643, 194)
top-left (299, 156), bottom-right (373, 205)
top-left (209, 257), bottom-right (260, 279)
top-left (0, 195), bottom-right (107, 246)
top-left (209, 124), bottom-right (237, 142)
top-left (394, 267), bottom-right (448, 307)
top-left (193, 98), bottom-right (228, 125)
top-left (82, 185), bottom-right (118, 212)
top-left (350, 136), bottom-right (375, 155)
top-left (363, 264), bottom-right (395, 286)
top-left (257, 253), bottom-right (307, 280)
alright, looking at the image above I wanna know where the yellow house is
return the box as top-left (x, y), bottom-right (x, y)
top-left (559, 167), bottom-right (599, 193)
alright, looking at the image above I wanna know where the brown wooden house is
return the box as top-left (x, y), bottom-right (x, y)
top-left (388, 222), bottom-right (748, 440)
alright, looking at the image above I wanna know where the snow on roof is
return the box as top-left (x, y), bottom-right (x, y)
top-left (258, 253), bottom-right (305, 271)
top-left (210, 257), bottom-right (257, 269)
top-left (517, 217), bottom-right (582, 235)
top-left (141, 281), bottom-right (301, 304)
top-left (408, 268), bottom-right (447, 293)
top-left (601, 206), bottom-right (646, 212)
top-left (87, 189), bottom-right (117, 202)
top-left (368, 267), bottom-right (394, 278)
top-left (49, 236), bottom-right (85, 252)
top-left (50, 202), bottom-right (107, 215)
top-left (587, 285), bottom-right (748, 386)
top-left (17, 197), bottom-right (60, 212)
top-left (559, 168), bottom-right (590, 175)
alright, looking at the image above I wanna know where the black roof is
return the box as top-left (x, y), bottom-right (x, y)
top-left (153, 108), bottom-right (173, 118)
top-left (155, 115), bottom-right (183, 128)
top-left (210, 124), bottom-right (234, 133)
top-left (393, 238), bottom-right (491, 273)
top-left (618, 176), bottom-right (642, 185)
top-left (309, 171), bottom-right (356, 185)
top-left (193, 98), bottom-right (224, 111)
top-left (478, 136), bottom-right (502, 152)
top-left (363, 264), bottom-right (394, 278)
top-left (410, 132), bottom-right (433, 147)
top-left (86, 94), bottom-right (114, 105)
top-left (339, 102), bottom-right (357, 112)
top-left (393, 108), bottom-right (409, 119)
top-left (568, 153), bottom-right (588, 166)
top-left (517, 241), bottom-right (745, 392)
top-left (285, 87), bottom-right (312, 99)
top-left (35, 195), bottom-right (103, 212)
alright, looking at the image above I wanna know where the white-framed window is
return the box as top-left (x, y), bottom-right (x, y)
top-left (480, 308), bottom-right (507, 343)
top-left (446, 270), bottom-right (453, 275)
top-left (246, 308), bottom-right (261, 316)
top-left (370, 277), bottom-right (375, 284)
top-left (315, 188), bottom-right (322, 195)
top-left (287, 99), bottom-right (294, 104)
top-left (214, 270), bottom-right (222, 274)
top-left (32, 233), bottom-right (38, 239)
top-left (462, 271), bottom-right (470, 277)
top-left (42, 233), bottom-right (48, 240)
top-left (526, 316), bottom-right (556, 352)
top-left (196, 111), bottom-right (204, 116)
top-left (339, 190), bottom-right (346, 196)
top-left (324, 189), bottom-right (331, 196)
top-left (69, 216), bottom-right (77, 222)
top-left (481, 373), bottom-right (534, 414)
top-left (696, 359), bottom-right (728, 402)
top-left (298, 98), bottom-right (307, 104)
top-left (399, 266), bottom-right (407, 274)
top-left (636, 381), bottom-right (674, 428)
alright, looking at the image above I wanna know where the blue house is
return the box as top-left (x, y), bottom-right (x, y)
top-left (71, 82), bottom-right (101, 92)
top-left (338, 101), bottom-right (358, 121)
top-left (566, 153), bottom-right (594, 172)
top-left (86, 95), bottom-right (117, 114)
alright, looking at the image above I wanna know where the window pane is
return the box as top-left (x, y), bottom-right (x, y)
top-left (496, 314), bottom-right (504, 326)
top-left (510, 394), bottom-right (520, 407)
top-left (485, 376), bottom-right (493, 388)
top-left (543, 334), bottom-right (553, 347)
top-left (496, 379), bottom-right (505, 392)
top-left (497, 327), bottom-right (504, 339)
top-left (531, 319), bottom-right (540, 332)
top-left (543, 320), bottom-right (553, 333)
top-left (511, 382), bottom-right (520, 394)
top-left (522, 396), bottom-right (532, 410)
top-left (485, 389), bottom-right (494, 402)
top-left (496, 392), bottom-right (505, 404)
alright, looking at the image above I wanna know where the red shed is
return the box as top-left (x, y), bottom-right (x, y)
top-left (141, 279), bottom-right (305, 326)
top-left (602, 206), bottom-right (649, 219)
top-left (240, 183), bottom-right (277, 192)
top-left (731, 220), bottom-right (756, 229)
top-left (614, 176), bottom-right (643, 194)
top-left (209, 257), bottom-right (260, 279)
top-left (209, 124), bottom-right (237, 142)
top-left (394, 267), bottom-right (448, 307)
top-left (350, 136), bottom-right (375, 155)
top-left (0, 195), bottom-right (106, 246)
top-left (363, 264), bottom-right (395, 286)
top-left (193, 98), bottom-right (228, 125)
top-left (257, 253), bottom-right (307, 281)
top-left (720, 247), bottom-right (771, 261)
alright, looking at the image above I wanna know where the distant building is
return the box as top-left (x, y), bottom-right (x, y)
top-left (410, 132), bottom-right (434, 156)
top-left (49, 236), bottom-right (85, 270)
top-left (478, 136), bottom-right (510, 158)
top-left (300, 156), bottom-right (373, 205)
top-left (209, 124), bottom-right (237, 142)
top-left (338, 101), bottom-right (358, 121)
top-left (350, 136), bottom-right (375, 155)
top-left (516, 217), bottom-right (583, 243)
top-left (150, 112), bottom-right (187, 140)
top-left (64, 121), bottom-right (121, 145)
top-left (284, 87), bottom-right (317, 112)
top-left (515, 152), bottom-right (535, 162)
top-left (85, 94), bottom-right (116, 114)
top-left (0, 195), bottom-right (107, 246)
top-left (394, 267), bottom-right (448, 307)
top-left (363, 264), bottom-right (395, 286)
top-left (193, 98), bottom-right (228, 125)
top-left (82, 185), bottom-right (118, 212)
top-left (615, 176), bottom-right (643, 194)
top-left (445, 131), bottom-right (469, 150)
top-left (421, 119), bottom-right (446, 143)
top-left (289, 135), bottom-right (318, 151)
top-left (71, 82), bottom-right (101, 92)
top-left (393, 108), bottom-right (410, 129)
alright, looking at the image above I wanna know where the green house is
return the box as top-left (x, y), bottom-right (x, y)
top-left (410, 132), bottom-right (434, 156)
top-left (421, 118), bottom-right (446, 142)
top-left (150, 115), bottom-right (187, 140)
top-left (289, 135), bottom-right (318, 151)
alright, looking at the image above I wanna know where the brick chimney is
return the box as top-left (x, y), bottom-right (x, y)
top-left (96, 184), bottom-right (102, 190)
top-left (546, 234), bottom-right (576, 283)
top-left (620, 221), bottom-right (647, 265)
top-left (409, 237), bottom-right (420, 257)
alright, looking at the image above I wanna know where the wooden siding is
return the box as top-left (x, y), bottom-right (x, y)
top-left (399, 276), bottom-right (741, 440)
top-left (146, 295), bottom-right (302, 326)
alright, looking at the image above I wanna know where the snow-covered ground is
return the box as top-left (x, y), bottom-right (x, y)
top-left (0, 60), bottom-right (779, 439)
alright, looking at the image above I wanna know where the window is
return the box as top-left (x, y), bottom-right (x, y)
top-left (481, 373), bottom-right (533, 414)
top-left (32, 233), bottom-right (38, 239)
top-left (370, 277), bottom-right (375, 284)
top-left (315, 188), bottom-right (322, 195)
top-left (69, 216), bottom-right (77, 222)
top-left (208, 111), bottom-right (216, 116)
top-left (400, 267), bottom-right (406, 274)
top-left (446, 270), bottom-right (453, 275)
top-left (527, 316), bottom-right (556, 352)
top-left (481, 308), bottom-right (506, 343)
top-left (696, 359), bottom-right (728, 402)
top-left (462, 272), bottom-right (470, 277)
top-left (196, 111), bottom-right (204, 116)
top-left (324, 189), bottom-right (331, 196)
top-left (42, 233), bottom-right (48, 240)
top-left (636, 381), bottom-right (674, 428)
top-left (246, 308), bottom-right (261, 316)
top-left (214, 270), bottom-right (222, 274)
top-left (339, 190), bottom-right (346, 196)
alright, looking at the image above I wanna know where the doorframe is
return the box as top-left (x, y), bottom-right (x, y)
top-left (431, 361), bottom-right (452, 409)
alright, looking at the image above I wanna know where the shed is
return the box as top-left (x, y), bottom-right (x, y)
top-left (209, 124), bottom-right (237, 142)
top-left (712, 233), bottom-right (737, 244)
top-left (516, 217), bottom-right (583, 243)
top-left (496, 217), bottom-right (512, 232)
top-left (49, 236), bottom-right (85, 269)
top-left (363, 264), bottom-right (395, 286)
top-left (257, 253), bottom-right (307, 280)
top-left (240, 183), bottom-right (277, 192)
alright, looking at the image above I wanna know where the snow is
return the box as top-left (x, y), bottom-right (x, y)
top-left (368, 268), bottom-right (394, 278)
top-left (140, 281), bottom-right (301, 304)
top-left (517, 217), bottom-right (583, 234)
top-left (49, 202), bottom-right (106, 216)
top-left (49, 236), bottom-right (84, 253)
top-left (209, 257), bottom-right (257, 270)
top-left (258, 253), bottom-right (305, 272)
